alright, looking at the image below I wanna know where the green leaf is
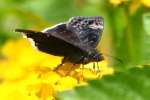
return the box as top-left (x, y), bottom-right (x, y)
top-left (143, 13), bottom-right (150, 35)
top-left (58, 67), bottom-right (150, 100)
top-left (142, 13), bottom-right (150, 64)
top-left (100, 2), bottom-right (150, 68)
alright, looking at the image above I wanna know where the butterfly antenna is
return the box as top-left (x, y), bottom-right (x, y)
top-left (93, 62), bottom-right (95, 70)
top-left (96, 62), bottom-right (100, 72)
top-left (102, 53), bottom-right (123, 64)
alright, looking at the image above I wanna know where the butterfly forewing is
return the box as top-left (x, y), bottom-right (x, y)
top-left (42, 17), bottom-right (104, 53)
top-left (66, 16), bottom-right (104, 52)
top-left (41, 23), bottom-right (85, 51)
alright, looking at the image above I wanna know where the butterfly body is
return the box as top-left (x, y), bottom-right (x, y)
top-left (15, 16), bottom-right (104, 64)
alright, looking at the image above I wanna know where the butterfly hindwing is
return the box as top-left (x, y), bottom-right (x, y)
top-left (15, 29), bottom-right (87, 58)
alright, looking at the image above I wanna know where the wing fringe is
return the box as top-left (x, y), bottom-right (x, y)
top-left (15, 29), bottom-right (42, 34)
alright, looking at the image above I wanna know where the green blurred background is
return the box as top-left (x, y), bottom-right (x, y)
top-left (0, 0), bottom-right (150, 70)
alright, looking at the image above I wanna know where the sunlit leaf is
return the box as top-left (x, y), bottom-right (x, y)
top-left (141, 13), bottom-right (150, 64)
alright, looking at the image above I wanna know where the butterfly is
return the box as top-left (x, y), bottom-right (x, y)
top-left (15, 16), bottom-right (104, 65)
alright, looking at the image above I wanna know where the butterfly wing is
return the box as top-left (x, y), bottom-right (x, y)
top-left (41, 23), bottom-right (89, 53)
top-left (15, 28), bottom-right (87, 57)
top-left (66, 16), bottom-right (104, 52)
top-left (42, 16), bottom-right (104, 53)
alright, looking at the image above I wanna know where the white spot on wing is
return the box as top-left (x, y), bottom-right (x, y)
top-left (28, 38), bottom-right (38, 50)
top-left (22, 34), bottom-right (27, 38)
top-left (89, 24), bottom-right (104, 30)
top-left (20, 33), bottom-right (38, 50)
top-left (18, 30), bottom-right (39, 51)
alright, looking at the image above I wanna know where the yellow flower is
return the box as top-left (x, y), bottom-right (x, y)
top-left (129, 1), bottom-right (141, 14)
top-left (54, 76), bottom-right (78, 91)
top-left (27, 83), bottom-right (55, 100)
top-left (141, 0), bottom-right (150, 7)
top-left (0, 39), bottom-right (114, 100)
top-left (81, 60), bottom-right (114, 79)
top-left (2, 39), bottom-right (63, 69)
top-left (110, 0), bottom-right (124, 5)
top-left (0, 83), bottom-right (39, 100)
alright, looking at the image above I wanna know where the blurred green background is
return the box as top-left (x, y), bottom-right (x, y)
top-left (0, 0), bottom-right (150, 70)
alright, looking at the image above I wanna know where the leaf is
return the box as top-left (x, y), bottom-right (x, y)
top-left (101, 2), bottom-right (150, 68)
top-left (142, 13), bottom-right (150, 64)
top-left (58, 67), bottom-right (150, 100)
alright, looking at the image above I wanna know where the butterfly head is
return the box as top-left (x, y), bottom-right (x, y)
top-left (76, 50), bottom-right (104, 64)
top-left (67, 16), bottom-right (104, 32)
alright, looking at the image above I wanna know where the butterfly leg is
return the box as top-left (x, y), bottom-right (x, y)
top-left (96, 62), bottom-right (100, 72)
top-left (92, 62), bottom-right (100, 73)
top-left (80, 64), bottom-right (84, 76)
top-left (93, 62), bottom-right (96, 72)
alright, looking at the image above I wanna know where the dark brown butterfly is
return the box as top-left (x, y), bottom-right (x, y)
top-left (15, 16), bottom-right (104, 65)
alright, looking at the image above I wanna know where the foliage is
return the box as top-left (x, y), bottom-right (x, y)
top-left (58, 66), bottom-right (150, 100)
